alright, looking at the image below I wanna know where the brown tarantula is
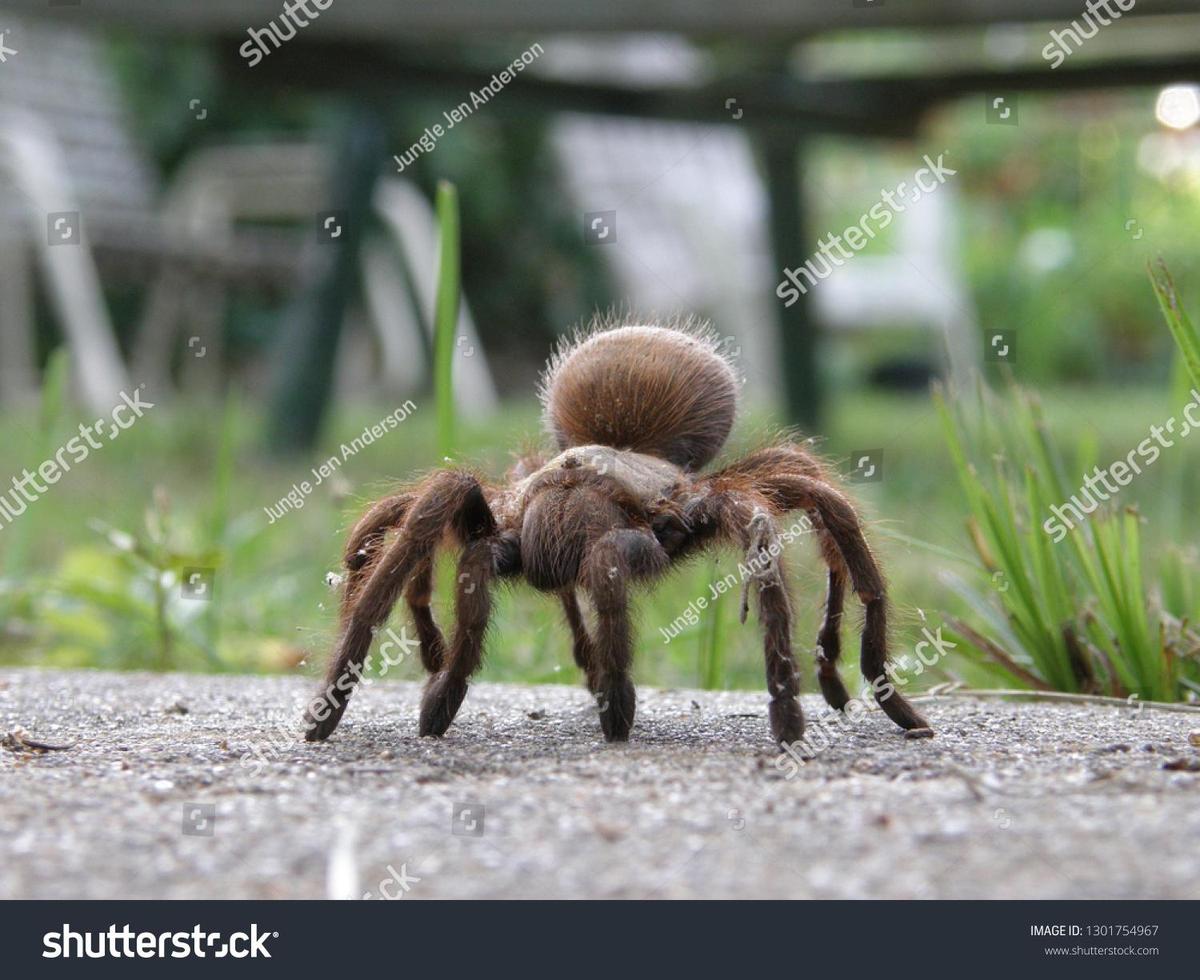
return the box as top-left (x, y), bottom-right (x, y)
top-left (303, 319), bottom-right (930, 746)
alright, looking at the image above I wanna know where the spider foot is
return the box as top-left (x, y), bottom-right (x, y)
top-left (302, 696), bottom-right (345, 742)
top-left (596, 677), bottom-right (635, 742)
top-left (876, 688), bottom-right (931, 732)
top-left (419, 672), bottom-right (469, 737)
top-left (769, 696), bottom-right (804, 746)
top-left (816, 654), bottom-right (852, 711)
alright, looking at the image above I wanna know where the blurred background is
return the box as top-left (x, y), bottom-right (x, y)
top-left (3, 1), bottom-right (1200, 699)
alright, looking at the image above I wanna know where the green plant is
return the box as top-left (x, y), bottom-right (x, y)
top-left (433, 179), bottom-right (461, 459)
top-left (935, 265), bottom-right (1200, 701)
top-left (936, 378), bottom-right (1199, 701)
top-left (80, 490), bottom-right (222, 671)
top-left (1150, 259), bottom-right (1200, 392)
top-left (1, 388), bottom-right (263, 672)
top-left (696, 559), bottom-right (729, 690)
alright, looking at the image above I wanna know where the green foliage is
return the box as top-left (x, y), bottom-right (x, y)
top-left (936, 375), bottom-right (1200, 702)
top-left (1150, 259), bottom-right (1200, 393)
top-left (0, 390), bottom-right (270, 672)
top-left (817, 95), bottom-right (1200, 386)
top-left (5, 493), bottom-right (227, 673)
top-left (695, 559), bottom-right (729, 690)
top-left (433, 180), bottom-right (461, 459)
top-left (933, 267), bottom-right (1200, 702)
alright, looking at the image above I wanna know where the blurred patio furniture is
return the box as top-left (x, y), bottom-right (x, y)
top-left (5, 0), bottom-right (1200, 437)
top-left (553, 110), bottom-right (978, 392)
top-left (0, 14), bottom-right (496, 418)
top-left (0, 17), bottom-right (137, 411)
top-left (141, 143), bottom-right (496, 409)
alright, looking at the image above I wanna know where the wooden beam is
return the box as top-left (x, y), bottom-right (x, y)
top-left (228, 42), bottom-right (1200, 145)
top-left (229, 44), bottom-right (918, 138)
top-left (9, 0), bottom-right (1200, 40)
top-left (824, 53), bottom-right (1200, 117)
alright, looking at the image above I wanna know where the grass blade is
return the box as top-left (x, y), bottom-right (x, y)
top-left (433, 180), bottom-right (461, 459)
top-left (1150, 259), bottom-right (1200, 391)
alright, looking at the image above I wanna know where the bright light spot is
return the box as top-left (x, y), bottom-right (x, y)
top-left (1137, 133), bottom-right (1182, 179)
top-left (1156, 85), bottom-right (1200, 131)
top-left (1019, 228), bottom-right (1074, 274)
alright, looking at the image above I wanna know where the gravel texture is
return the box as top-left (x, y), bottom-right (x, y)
top-left (2, 667), bottom-right (1199, 899)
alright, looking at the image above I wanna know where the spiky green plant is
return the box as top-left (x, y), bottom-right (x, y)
top-left (1150, 259), bottom-right (1200, 392)
top-left (935, 380), bottom-right (1198, 700)
top-left (937, 267), bottom-right (1200, 701)
top-left (696, 559), bottom-right (729, 690)
top-left (433, 180), bottom-right (461, 459)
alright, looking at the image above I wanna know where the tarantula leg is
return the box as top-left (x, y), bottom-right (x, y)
top-left (792, 479), bottom-right (930, 732)
top-left (340, 492), bottom-right (414, 610)
top-left (738, 510), bottom-right (775, 624)
top-left (684, 490), bottom-right (806, 746)
top-left (759, 578), bottom-right (804, 746)
top-left (419, 537), bottom-right (495, 737)
top-left (860, 592), bottom-right (929, 731)
top-left (815, 537), bottom-right (852, 712)
top-left (560, 592), bottom-right (599, 692)
top-left (724, 455), bottom-right (931, 734)
top-left (339, 492), bottom-right (448, 674)
top-left (406, 529), bottom-right (521, 678)
top-left (304, 471), bottom-right (494, 742)
top-left (737, 509), bottom-right (805, 745)
top-left (582, 528), bottom-right (667, 742)
top-left (405, 563), bottom-right (446, 674)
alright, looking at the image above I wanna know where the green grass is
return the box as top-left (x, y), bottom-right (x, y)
top-left (935, 380), bottom-right (1198, 700)
top-left (433, 179), bottom-right (461, 459)
top-left (927, 268), bottom-right (1200, 701)
top-left (1151, 259), bottom-right (1200, 393)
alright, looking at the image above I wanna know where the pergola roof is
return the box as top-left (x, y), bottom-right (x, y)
top-left (8, 0), bottom-right (1200, 39)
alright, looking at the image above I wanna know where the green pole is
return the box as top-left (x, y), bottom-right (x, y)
top-left (267, 108), bottom-right (385, 454)
top-left (761, 130), bottom-right (820, 429)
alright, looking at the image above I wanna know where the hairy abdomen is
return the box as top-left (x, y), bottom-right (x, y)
top-left (539, 321), bottom-right (739, 471)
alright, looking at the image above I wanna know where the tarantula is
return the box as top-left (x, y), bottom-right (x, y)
top-left (303, 319), bottom-right (930, 746)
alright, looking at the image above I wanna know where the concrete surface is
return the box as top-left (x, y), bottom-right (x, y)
top-left (1, 667), bottom-right (1198, 899)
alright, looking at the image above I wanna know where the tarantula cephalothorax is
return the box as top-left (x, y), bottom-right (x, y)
top-left (303, 319), bottom-right (930, 746)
